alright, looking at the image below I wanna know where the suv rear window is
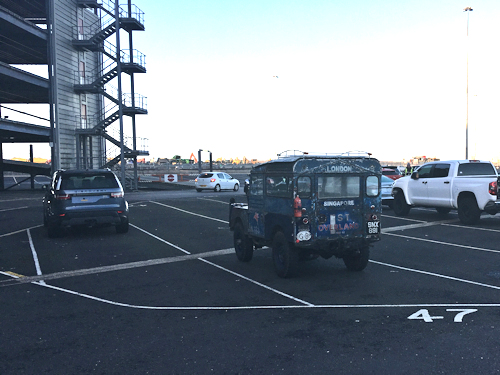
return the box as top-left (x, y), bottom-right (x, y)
top-left (60, 173), bottom-right (119, 190)
top-left (458, 163), bottom-right (496, 176)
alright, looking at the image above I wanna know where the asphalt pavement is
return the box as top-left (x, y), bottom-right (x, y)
top-left (2, 188), bottom-right (500, 374)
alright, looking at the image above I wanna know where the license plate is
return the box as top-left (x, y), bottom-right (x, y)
top-left (72, 195), bottom-right (106, 203)
top-left (200, 185), bottom-right (207, 187)
top-left (367, 221), bottom-right (380, 234)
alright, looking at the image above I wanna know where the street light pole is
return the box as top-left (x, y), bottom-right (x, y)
top-left (464, 6), bottom-right (473, 160)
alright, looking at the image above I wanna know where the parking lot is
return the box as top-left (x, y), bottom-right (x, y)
top-left (2, 187), bottom-right (500, 374)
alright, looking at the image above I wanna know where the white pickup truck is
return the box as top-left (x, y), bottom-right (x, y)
top-left (391, 160), bottom-right (500, 224)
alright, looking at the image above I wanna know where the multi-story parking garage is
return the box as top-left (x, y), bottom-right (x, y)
top-left (0, 0), bottom-right (148, 190)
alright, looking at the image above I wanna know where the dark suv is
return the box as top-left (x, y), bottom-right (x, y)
top-left (43, 169), bottom-right (129, 237)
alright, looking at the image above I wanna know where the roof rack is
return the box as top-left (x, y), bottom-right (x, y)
top-left (276, 150), bottom-right (373, 159)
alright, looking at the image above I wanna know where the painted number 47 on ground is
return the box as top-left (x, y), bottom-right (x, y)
top-left (408, 309), bottom-right (477, 323)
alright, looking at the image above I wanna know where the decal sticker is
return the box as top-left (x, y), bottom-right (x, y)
top-left (317, 212), bottom-right (360, 234)
top-left (330, 214), bottom-right (336, 234)
top-left (325, 165), bottom-right (353, 173)
top-left (297, 231), bottom-right (312, 241)
top-left (324, 200), bottom-right (355, 207)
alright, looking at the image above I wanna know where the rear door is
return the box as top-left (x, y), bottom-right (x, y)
top-left (315, 174), bottom-right (364, 240)
top-left (59, 173), bottom-right (122, 212)
top-left (197, 173), bottom-right (213, 188)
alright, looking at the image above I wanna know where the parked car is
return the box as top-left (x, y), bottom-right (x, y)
top-left (43, 169), bottom-right (129, 238)
top-left (392, 160), bottom-right (500, 224)
top-left (381, 175), bottom-right (395, 208)
top-left (382, 167), bottom-right (402, 180)
top-left (195, 172), bottom-right (240, 192)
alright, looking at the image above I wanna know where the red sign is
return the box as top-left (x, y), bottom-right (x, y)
top-left (167, 174), bottom-right (175, 182)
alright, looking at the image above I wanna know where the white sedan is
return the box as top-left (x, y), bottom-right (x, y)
top-left (195, 172), bottom-right (240, 192)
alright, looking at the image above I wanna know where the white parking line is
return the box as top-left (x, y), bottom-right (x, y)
top-left (0, 197), bottom-right (41, 203)
top-left (384, 232), bottom-right (500, 254)
top-left (0, 225), bottom-right (43, 238)
top-left (382, 219), bottom-right (458, 233)
top-left (3, 269), bottom-right (500, 310)
top-left (5, 223), bottom-right (313, 307)
top-left (198, 258), bottom-right (314, 306)
top-left (3, 203), bottom-right (500, 311)
top-left (370, 260), bottom-right (500, 291)
top-left (27, 229), bottom-right (45, 285)
top-left (381, 214), bottom-right (426, 223)
top-left (0, 206), bottom-right (29, 212)
top-left (150, 201), bottom-right (228, 224)
top-left (442, 223), bottom-right (500, 233)
top-left (198, 197), bottom-right (229, 205)
top-left (1, 247), bottom-right (238, 286)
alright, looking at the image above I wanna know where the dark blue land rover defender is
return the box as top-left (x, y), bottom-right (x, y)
top-left (229, 154), bottom-right (382, 278)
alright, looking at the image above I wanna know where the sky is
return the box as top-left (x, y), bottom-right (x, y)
top-left (3, 0), bottom-right (500, 164)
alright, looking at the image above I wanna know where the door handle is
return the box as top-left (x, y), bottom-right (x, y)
top-left (444, 181), bottom-right (450, 184)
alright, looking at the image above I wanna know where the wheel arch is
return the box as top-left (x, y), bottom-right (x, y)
top-left (457, 191), bottom-right (476, 205)
top-left (393, 187), bottom-right (410, 205)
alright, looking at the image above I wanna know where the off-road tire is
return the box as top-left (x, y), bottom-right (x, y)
top-left (393, 190), bottom-right (411, 216)
top-left (272, 231), bottom-right (299, 278)
top-left (458, 196), bottom-right (481, 225)
top-left (233, 222), bottom-right (253, 262)
top-left (343, 246), bottom-right (370, 271)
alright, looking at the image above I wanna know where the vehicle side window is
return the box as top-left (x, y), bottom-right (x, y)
top-left (266, 175), bottom-right (291, 198)
top-left (366, 176), bottom-right (379, 197)
top-left (297, 176), bottom-right (311, 198)
top-left (458, 163), bottom-right (496, 176)
top-left (416, 164), bottom-right (432, 178)
top-left (432, 164), bottom-right (450, 178)
top-left (249, 174), bottom-right (264, 196)
top-left (224, 173), bottom-right (232, 179)
top-left (217, 173), bottom-right (224, 179)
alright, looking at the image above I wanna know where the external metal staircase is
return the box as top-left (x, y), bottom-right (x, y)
top-left (72, 0), bottom-right (148, 188)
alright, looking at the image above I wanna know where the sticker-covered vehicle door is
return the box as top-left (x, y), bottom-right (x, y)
top-left (315, 174), bottom-right (364, 239)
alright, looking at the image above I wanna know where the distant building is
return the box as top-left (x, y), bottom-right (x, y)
top-left (0, 0), bottom-right (148, 190)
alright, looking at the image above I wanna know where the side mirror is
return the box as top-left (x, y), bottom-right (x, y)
top-left (244, 179), bottom-right (249, 194)
top-left (410, 172), bottom-right (419, 180)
